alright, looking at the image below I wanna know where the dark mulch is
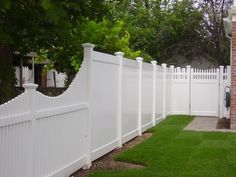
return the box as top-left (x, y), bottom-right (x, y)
top-left (216, 118), bottom-right (230, 129)
top-left (70, 133), bottom-right (152, 177)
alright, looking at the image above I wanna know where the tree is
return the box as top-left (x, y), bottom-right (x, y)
top-left (0, 0), bottom-right (108, 102)
top-left (107, 0), bottom-right (204, 63)
top-left (198, 0), bottom-right (232, 65)
top-left (40, 18), bottom-right (143, 73)
top-left (156, 0), bottom-right (204, 64)
top-left (107, 0), bottom-right (232, 66)
top-left (0, 0), bottom-right (144, 102)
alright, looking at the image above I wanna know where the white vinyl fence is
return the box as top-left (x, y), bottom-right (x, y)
top-left (0, 43), bottom-right (231, 177)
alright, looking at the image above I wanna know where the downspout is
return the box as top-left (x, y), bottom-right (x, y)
top-left (223, 16), bottom-right (232, 65)
top-left (226, 33), bottom-right (232, 66)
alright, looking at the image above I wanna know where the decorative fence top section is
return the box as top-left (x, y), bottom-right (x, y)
top-left (172, 67), bottom-right (189, 80)
top-left (170, 66), bottom-right (231, 81)
top-left (0, 61), bottom-right (88, 121)
top-left (223, 66), bottom-right (231, 81)
top-left (191, 68), bottom-right (219, 80)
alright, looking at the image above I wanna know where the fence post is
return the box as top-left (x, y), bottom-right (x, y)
top-left (23, 83), bottom-right (38, 177)
top-left (115, 52), bottom-right (124, 148)
top-left (82, 43), bottom-right (95, 169)
top-left (151, 61), bottom-right (157, 126)
top-left (219, 66), bottom-right (224, 118)
top-left (186, 65), bottom-right (191, 115)
top-left (136, 57), bottom-right (143, 136)
top-left (169, 65), bottom-right (175, 115)
top-left (190, 68), bottom-right (194, 115)
top-left (216, 67), bottom-right (220, 118)
top-left (162, 63), bottom-right (167, 119)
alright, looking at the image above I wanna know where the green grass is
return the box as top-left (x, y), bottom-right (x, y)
top-left (89, 115), bottom-right (236, 177)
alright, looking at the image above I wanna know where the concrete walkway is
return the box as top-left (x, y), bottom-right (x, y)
top-left (184, 116), bottom-right (236, 132)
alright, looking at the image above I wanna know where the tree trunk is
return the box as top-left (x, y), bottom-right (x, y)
top-left (0, 44), bottom-right (15, 104)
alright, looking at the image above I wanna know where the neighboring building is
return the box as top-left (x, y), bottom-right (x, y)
top-left (46, 70), bottom-right (67, 87)
top-left (13, 52), bottom-right (67, 88)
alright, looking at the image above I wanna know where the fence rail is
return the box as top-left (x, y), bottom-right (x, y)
top-left (0, 43), bottom-right (231, 177)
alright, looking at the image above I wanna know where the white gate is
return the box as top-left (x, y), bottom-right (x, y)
top-left (171, 66), bottom-right (231, 118)
top-left (190, 69), bottom-right (219, 116)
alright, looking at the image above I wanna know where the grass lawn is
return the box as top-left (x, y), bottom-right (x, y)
top-left (89, 115), bottom-right (236, 177)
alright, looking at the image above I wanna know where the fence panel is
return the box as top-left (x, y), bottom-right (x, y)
top-left (171, 67), bottom-right (190, 115)
top-left (36, 62), bottom-right (88, 110)
top-left (0, 90), bottom-right (31, 177)
top-left (0, 121), bottom-right (32, 177)
top-left (34, 61), bottom-right (89, 177)
top-left (90, 51), bottom-right (120, 161)
top-left (141, 63), bottom-right (153, 132)
top-left (165, 67), bottom-right (172, 115)
top-left (190, 69), bottom-right (219, 116)
top-left (33, 108), bottom-right (88, 177)
top-left (122, 58), bottom-right (139, 143)
top-left (156, 65), bottom-right (164, 120)
top-left (0, 93), bottom-right (29, 120)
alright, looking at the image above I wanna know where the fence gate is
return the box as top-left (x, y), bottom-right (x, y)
top-left (190, 69), bottom-right (219, 117)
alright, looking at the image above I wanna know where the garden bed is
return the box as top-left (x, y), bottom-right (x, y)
top-left (217, 118), bottom-right (230, 129)
top-left (71, 133), bottom-right (152, 177)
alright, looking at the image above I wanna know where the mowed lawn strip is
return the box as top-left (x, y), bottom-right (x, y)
top-left (89, 115), bottom-right (236, 177)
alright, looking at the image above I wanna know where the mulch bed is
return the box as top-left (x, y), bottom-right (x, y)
top-left (70, 132), bottom-right (152, 177)
top-left (216, 118), bottom-right (230, 129)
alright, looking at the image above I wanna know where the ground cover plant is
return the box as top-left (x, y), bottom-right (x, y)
top-left (89, 115), bottom-right (236, 177)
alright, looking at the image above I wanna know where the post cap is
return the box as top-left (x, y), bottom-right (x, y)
top-left (219, 65), bottom-right (224, 68)
top-left (114, 52), bottom-right (124, 57)
top-left (23, 83), bottom-right (38, 90)
top-left (151, 61), bottom-right (157, 65)
top-left (136, 57), bottom-right (143, 62)
top-left (161, 63), bottom-right (167, 67)
top-left (82, 43), bottom-right (95, 48)
top-left (186, 65), bottom-right (191, 68)
top-left (170, 65), bottom-right (175, 68)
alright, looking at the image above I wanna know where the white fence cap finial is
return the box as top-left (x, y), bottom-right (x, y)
top-left (82, 43), bottom-right (95, 48)
top-left (161, 63), bottom-right (167, 67)
top-left (219, 65), bottom-right (224, 68)
top-left (136, 57), bottom-right (143, 61)
top-left (151, 61), bottom-right (157, 65)
top-left (170, 65), bottom-right (174, 68)
top-left (114, 52), bottom-right (124, 57)
top-left (186, 65), bottom-right (191, 68)
top-left (23, 83), bottom-right (38, 90)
